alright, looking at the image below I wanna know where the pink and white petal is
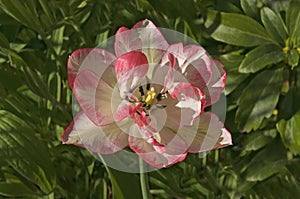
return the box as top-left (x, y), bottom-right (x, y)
top-left (132, 19), bottom-right (169, 51)
top-left (114, 102), bottom-right (136, 122)
top-left (217, 128), bottom-right (233, 147)
top-left (180, 45), bottom-right (212, 90)
top-left (203, 60), bottom-right (226, 107)
top-left (178, 112), bottom-right (231, 153)
top-left (68, 48), bottom-right (116, 89)
top-left (128, 125), bottom-right (187, 168)
top-left (115, 51), bottom-right (149, 97)
top-left (168, 82), bottom-right (205, 125)
top-left (62, 112), bottom-right (128, 154)
top-left (132, 19), bottom-right (169, 64)
top-left (161, 42), bottom-right (184, 67)
top-left (74, 69), bottom-right (115, 126)
top-left (114, 26), bottom-right (142, 57)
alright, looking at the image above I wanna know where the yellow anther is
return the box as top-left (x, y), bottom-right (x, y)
top-left (145, 87), bottom-right (156, 105)
top-left (272, 109), bottom-right (278, 116)
top-left (283, 46), bottom-right (289, 53)
top-left (297, 48), bottom-right (300, 54)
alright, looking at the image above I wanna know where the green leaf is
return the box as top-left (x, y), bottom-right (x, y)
top-left (0, 0), bottom-right (42, 33)
top-left (277, 111), bottom-right (300, 155)
top-left (236, 68), bottom-right (284, 132)
top-left (219, 51), bottom-right (248, 94)
top-left (0, 111), bottom-right (56, 195)
top-left (107, 168), bottom-right (143, 199)
top-left (0, 32), bottom-right (10, 48)
top-left (287, 49), bottom-right (299, 68)
top-left (205, 10), bottom-right (274, 47)
top-left (245, 140), bottom-right (287, 182)
top-left (241, 130), bottom-right (276, 156)
top-left (0, 182), bottom-right (37, 197)
top-left (246, 160), bottom-right (286, 181)
top-left (240, 0), bottom-right (259, 19)
top-left (239, 44), bottom-right (284, 73)
top-left (286, 0), bottom-right (300, 37)
top-left (261, 7), bottom-right (288, 44)
top-left (279, 86), bottom-right (300, 119)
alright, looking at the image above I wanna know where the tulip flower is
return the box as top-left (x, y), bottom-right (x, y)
top-left (62, 19), bottom-right (232, 168)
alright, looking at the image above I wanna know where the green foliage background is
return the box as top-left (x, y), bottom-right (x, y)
top-left (0, 0), bottom-right (299, 198)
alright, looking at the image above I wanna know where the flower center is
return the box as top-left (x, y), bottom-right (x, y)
top-left (125, 84), bottom-right (169, 127)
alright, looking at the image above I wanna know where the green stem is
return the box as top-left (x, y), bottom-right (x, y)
top-left (139, 158), bottom-right (151, 199)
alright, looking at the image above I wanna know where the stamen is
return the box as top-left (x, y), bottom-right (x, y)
top-left (145, 87), bottom-right (156, 105)
top-left (146, 83), bottom-right (151, 90)
top-left (156, 91), bottom-right (168, 101)
top-left (139, 86), bottom-right (145, 96)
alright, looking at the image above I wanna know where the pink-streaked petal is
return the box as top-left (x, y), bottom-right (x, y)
top-left (132, 19), bottom-right (169, 64)
top-left (168, 82), bottom-right (205, 125)
top-left (218, 128), bottom-right (233, 147)
top-left (62, 112), bottom-right (128, 154)
top-left (161, 42), bottom-right (184, 67)
top-left (115, 51), bottom-right (149, 97)
top-left (67, 48), bottom-right (116, 89)
top-left (114, 26), bottom-right (142, 57)
top-left (131, 19), bottom-right (169, 51)
top-left (203, 60), bottom-right (226, 107)
top-left (178, 112), bottom-right (231, 153)
top-left (128, 125), bottom-right (187, 168)
top-left (114, 102), bottom-right (136, 122)
top-left (181, 45), bottom-right (212, 90)
top-left (74, 69), bottom-right (115, 126)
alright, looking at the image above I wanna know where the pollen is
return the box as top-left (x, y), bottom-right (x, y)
top-left (145, 87), bottom-right (156, 106)
top-left (282, 46), bottom-right (289, 53)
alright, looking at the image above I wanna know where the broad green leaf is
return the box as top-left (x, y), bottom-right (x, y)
top-left (219, 51), bottom-right (248, 94)
top-left (245, 140), bottom-right (287, 182)
top-left (286, 0), bottom-right (300, 37)
top-left (287, 48), bottom-right (299, 68)
top-left (261, 7), bottom-right (288, 44)
top-left (107, 168), bottom-right (143, 199)
top-left (236, 68), bottom-right (284, 132)
top-left (279, 87), bottom-right (300, 119)
top-left (0, 111), bottom-right (56, 195)
top-left (240, 0), bottom-right (259, 19)
top-left (205, 10), bottom-right (274, 47)
top-left (246, 160), bottom-right (286, 181)
top-left (277, 111), bottom-right (300, 155)
top-left (241, 130), bottom-right (276, 156)
top-left (239, 44), bottom-right (284, 73)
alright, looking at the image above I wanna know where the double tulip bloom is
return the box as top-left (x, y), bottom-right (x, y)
top-left (62, 20), bottom-right (232, 168)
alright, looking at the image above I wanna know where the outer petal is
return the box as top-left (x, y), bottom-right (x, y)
top-left (114, 20), bottom-right (169, 64)
top-left (217, 128), bottom-right (233, 147)
top-left (134, 19), bottom-right (169, 64)
top-left (67, 48), bottom-right (116, 89)
top-left (115, 51), bottom-right (149, 97)
top-left (181, 45), bottom-right (212, 90)
top-left (74, 69), bottom-right (116, 126)
top-left (128, 125), bottom-right (187, 168)
top-left (114, 26), bottom-right (142, 57)
top-left (160, 44), bottom-right (212, 92)
top-left (62, 112), bottom-right (128, 154)
top-left (168, 82), bottom-right (205, 125)
top-left (178, 112), bottom-right (231, 153)
top-left (203, 60), bottom-right (226, 107)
